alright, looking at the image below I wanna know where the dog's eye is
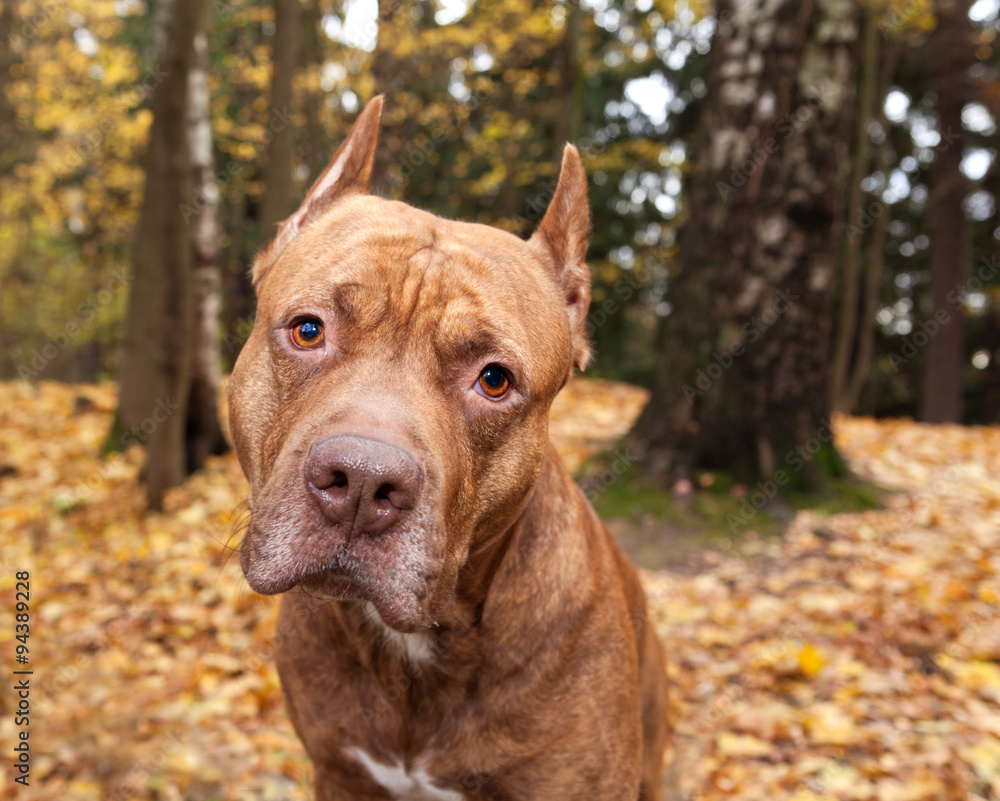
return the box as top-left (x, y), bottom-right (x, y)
top-left (291, 319), bottom-right (325, 349)
top-left (477, 364), bottom-right (511, 399)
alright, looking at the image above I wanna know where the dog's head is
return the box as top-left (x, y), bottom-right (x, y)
top-left (229, 96), bottom-right (592, 631)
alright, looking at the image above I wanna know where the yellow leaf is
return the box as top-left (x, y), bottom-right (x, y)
top-left (960, 736), bottom-right (1000, 780)
top-left (798, 644), bottom-right (824, 677)
top-left (716, 732), bottom-right (772, 757)
top-left (949, 659), bottom-right (1000, 699)
top-left (804, 703), bottom-right (856, 746)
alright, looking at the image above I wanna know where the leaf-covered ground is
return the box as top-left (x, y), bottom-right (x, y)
top-left (0, 380), bottom-right (998, 800)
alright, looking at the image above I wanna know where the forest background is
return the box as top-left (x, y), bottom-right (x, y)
top-left (1, 0), bottom-right (998, 510)
top-left (3, 1), bottom-right (1000, 798)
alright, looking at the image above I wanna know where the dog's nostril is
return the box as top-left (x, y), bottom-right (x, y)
top-left (307, 435), bottom-right (420, 531)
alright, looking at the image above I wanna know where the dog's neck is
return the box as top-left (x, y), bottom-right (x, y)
top-left (458, 441), bottom-right (586, 606)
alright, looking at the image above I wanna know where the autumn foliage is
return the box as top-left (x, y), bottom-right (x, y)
top-left (1, 379), bottom-right (999, 799)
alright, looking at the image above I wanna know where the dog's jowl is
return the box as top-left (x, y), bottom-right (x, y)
top-left (229, 95), bottom-right (669, 801)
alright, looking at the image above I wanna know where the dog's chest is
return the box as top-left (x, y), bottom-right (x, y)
top-left (346, 746), bottom-right (465, 800)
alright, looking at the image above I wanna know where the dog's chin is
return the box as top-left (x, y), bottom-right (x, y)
top-left (240, 518), bottom-right (439, 632)
top-left (244, 561), bottom-right (433, 631)
top-left (300, 570), bottom-right (432, 632)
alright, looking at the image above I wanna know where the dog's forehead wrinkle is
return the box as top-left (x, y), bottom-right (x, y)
top-left (274, 217), bottom-right (554, 377)
top-left (394, 245), bottom-right (439, 335)
top-left (429, 288), bottom-right (528, 366)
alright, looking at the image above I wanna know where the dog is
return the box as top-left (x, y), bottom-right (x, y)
top-left (229, 95), bottom-right (669, 800)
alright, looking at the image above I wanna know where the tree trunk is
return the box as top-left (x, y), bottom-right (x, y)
top-left (845, 43), bottom-right (902, 413)
top-left (116, 0), bottom-right (203, 508)
top-left (368, 0), bottom-right (405, 197)
top-left (0, 0), bottom-right (18, 374)
top-left (258, 0), bottom-right (302, 240)
top-left (0, 0), bottom-right (16, 146)
top-left (222, 189), bottom-right (254, 369)
top-left (552, 0), bottom-right (581, 158)
top-left (830, 9), bottom-right (878, 413)
top-left (846, 179), bottom-right (888, 412)
top-left (301, 0), bottom-right (325, 183)
top-left (919, 0), bottom-right (973, 424)
top-left (185, 0), bottom-right (229, 471)
top-left (630, 0), bottom-right (859, 490)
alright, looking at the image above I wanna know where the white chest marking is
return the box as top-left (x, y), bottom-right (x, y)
top-left (363, 601), bottom-right (435, 664)
top-left (346, 747), bottom-right (464, 800)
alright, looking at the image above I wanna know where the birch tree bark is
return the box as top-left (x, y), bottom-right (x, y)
top-left (185, 0), bottom-right (229, 471)
top-left (630, 0), bottom-right (859, 490)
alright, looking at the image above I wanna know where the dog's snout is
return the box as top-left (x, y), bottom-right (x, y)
top-left (307, 435), bottom-right (420, 534)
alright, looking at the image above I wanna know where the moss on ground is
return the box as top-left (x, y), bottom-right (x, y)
top-left (578, 453), bottom-right (886, 570)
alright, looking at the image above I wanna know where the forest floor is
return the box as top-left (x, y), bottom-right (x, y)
top-left (0, 379), bottom-right (998, 800)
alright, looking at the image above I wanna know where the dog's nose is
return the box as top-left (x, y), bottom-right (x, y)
top-left (306, 435), bottom-right (421, 534)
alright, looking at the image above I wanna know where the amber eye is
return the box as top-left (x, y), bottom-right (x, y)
top-left (478, 364), bottom-right (511, 399)
top-left (291, 318), bottom-right (325, 349)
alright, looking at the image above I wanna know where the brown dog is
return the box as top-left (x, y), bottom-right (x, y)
top-left (229, 96), bottom-right (669, 800)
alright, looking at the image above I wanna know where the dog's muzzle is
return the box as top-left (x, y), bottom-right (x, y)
top-left (306, 435), bottom-right (422, 536)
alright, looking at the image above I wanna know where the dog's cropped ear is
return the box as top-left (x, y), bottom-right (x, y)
top-left (251, 95), bottom-right (384, 287)
top-left (529, 144), bottom-right (592, 371)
